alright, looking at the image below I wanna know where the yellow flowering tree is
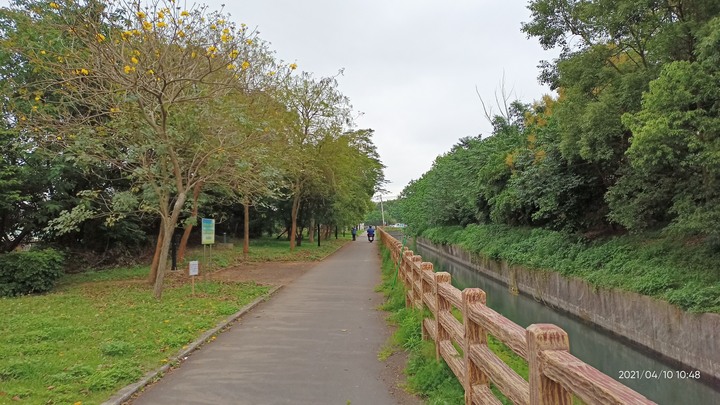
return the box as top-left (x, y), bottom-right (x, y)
top-left (11, 0), bottom-right (288, 298)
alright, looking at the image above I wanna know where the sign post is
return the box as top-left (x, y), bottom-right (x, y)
top-left (189, 260), bottom-right (199, 295)
top-left (201, 218), bottom-right (215, 271)
top-left (201, 218), bottom-right (215, 245)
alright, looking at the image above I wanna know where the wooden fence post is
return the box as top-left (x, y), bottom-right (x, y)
top-left (411, 255), bottom-right (422, 308)
top-left (463, 288), bottom-right (488, 405)
top-left (403, 250), bottom-right (414, 307)
top-left (434, 272), bottom-right (452, 361)
top-left (420, 262), bottom-right (433, 340)
top-left (527, 324), bottom-right (572, 405)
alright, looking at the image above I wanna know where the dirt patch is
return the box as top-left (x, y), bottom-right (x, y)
top-left (380, 348), bottom-right (424, 405)
top-left (207, 261), bottom-right (316, 286)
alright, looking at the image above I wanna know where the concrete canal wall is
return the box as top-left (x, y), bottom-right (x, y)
top-left (416, 238), bottom-right (720, 384)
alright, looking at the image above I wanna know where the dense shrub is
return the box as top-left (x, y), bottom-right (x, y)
top-left (0, 249), bottom-right (65, 296)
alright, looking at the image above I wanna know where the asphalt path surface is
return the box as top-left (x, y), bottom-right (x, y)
top-left (132, 238), bottom-right (399, 405)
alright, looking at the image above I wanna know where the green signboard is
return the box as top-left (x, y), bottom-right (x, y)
top-left (201, 218), bottom-right (215, 245)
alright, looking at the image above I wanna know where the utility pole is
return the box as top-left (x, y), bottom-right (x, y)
top-left (380, 194), bottom-right (386, 226)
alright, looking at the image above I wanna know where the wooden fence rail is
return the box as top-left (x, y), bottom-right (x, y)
top-left (379, 228), bottom-right (656, 405)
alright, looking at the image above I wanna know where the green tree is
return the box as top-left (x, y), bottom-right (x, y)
top-left (281, 71), bottom-right (352, 250)
top-left (610, 17), bottom-right (720, 240)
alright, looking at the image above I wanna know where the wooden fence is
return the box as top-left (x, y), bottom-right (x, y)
top-left (379, 228), bottom-right (656, 405)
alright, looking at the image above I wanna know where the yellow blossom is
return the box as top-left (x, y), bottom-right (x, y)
top-left (246, 39), bottom-right (253, 45)
top-left (123, 65), bottom-right (136, 74)
top-left (210, 24), bottom-right (217, 30)
top-left (20, 115), bottom-right (26, 121)
top-left (230, 49), bottom-right (239, 58)
top-left (40, 50), bottom-right (46, 55)
top-left (131, 56), bottom-right (139, 64)
top-left (222, 28), bottom-right (230, 35)
top-left (56, 136), bottom-right (62, 140)
top-left (157, 21), bottom-right (166, 28)
top-left (220, 34), bottom-right (230, 43)
top-left (146, 69), bottom-right (154, 75)
top-left (110, 107), bottom-right (120, 113)
top-left (227, 63), bottom-right (235, 70)
top-left (132, 29), bottom-right (141, 36)
top-left (157, 11), bottom-right (165, 19)
top-left (217, 19), bottom-right (225, 25)
top-left (32, 105), bottom-right (38, 112)
top-left (80, 68), bottom-right (89, 75)
top-left (180, 10), bottom-right (189, 17)
top-left (121, 31), bottom-right (132, 40)
top-left (241, 61), bottom-right (250, 70)
top-left (289, 63), bottom-right (297, 70)
top-left (73, 402), bottom-right (81, 405)
top-left (34, 95), bottom-right (41, 101)
top-left (96, 33), bottom-right (105, 42)
top-left (142, 21), bottom-right (153, 31)
top-left (191, 51), bottom-right (197, 58)
top-left (49, 2), bottom-right (59, 9)
top-left (268, 71), bottom-right (276, 76)
top-left (177, 30), bottom-right (185, 38)
top-left (136, 11), bottom-right (146, 19)
top-left (133, 49), bottom-right (141, 56)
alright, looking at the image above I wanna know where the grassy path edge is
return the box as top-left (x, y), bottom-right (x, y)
top-left (102, 285), bottom-right (283, 405)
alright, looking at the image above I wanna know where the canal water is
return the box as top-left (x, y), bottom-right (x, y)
top-left (413, 240), bottom-right (720, 405)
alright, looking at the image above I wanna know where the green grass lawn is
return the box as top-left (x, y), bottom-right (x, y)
top-left (0, 236), bottom-right (349, 404)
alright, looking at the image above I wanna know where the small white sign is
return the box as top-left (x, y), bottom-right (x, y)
top-left (189, 261), bottom-right (199, 276)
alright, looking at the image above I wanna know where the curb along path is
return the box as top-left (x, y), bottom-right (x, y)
top-left (131, 239), bottom-right (399, 405)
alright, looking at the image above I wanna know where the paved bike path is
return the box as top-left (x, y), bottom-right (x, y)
top-left (132, 239), bottom-right (396, 405)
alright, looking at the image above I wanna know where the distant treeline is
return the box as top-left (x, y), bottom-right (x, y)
top-left (397, 1), bottom-right (720, 246)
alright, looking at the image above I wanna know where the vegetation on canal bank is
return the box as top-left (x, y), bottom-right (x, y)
top-left (0, 237), bottom-right (347, 405)
top-left (419, 225), bottom-right (720, 313)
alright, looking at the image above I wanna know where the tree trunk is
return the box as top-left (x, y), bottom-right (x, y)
top-left (148, 226), bottom-right (164, 284)
top-left (243, 198), bottom-right (250, 258)
top-left (3, 228), bottom-right (31, 253)
top-left (177, 181), bottom-right (203, 262)
top-left (289, 192), bottom-right (301, 251)
top-left (308, 217), bottom-right (315, 243)
top-left (153, 192), bottom-right (187, 299)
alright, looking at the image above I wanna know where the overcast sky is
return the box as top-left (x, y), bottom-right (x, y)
top-left (218, 0), bottom-right (558, 197)
top-left (2, 0), bottom-right (558, 197)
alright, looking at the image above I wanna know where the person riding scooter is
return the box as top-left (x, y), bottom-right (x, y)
top-left (367, 226), bottom-right (375, 242)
